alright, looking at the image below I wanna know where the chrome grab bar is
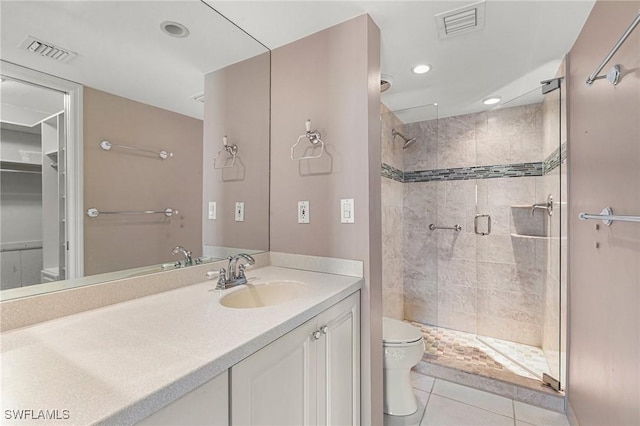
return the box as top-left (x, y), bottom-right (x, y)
top-left (429, 224), bottom-right (462, 232)
top-left (86, 207), bottom-right (178, 218)
top-left (474, 214), bottom-right (491, 236)
top-left (578, 207), bottom-right (640, 226)
top-left (100, 140), bottom-right (172, 159)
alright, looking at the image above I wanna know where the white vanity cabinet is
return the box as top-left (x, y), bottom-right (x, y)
top-left (138, 371), bottom-right (228, 425)
top-left (231, 291), bottom-right (360, 426)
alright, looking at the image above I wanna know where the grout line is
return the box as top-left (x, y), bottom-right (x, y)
top-left (512, 399), bottom-right (517, 426)
top-left (433, 393), bottom-right (515, 423)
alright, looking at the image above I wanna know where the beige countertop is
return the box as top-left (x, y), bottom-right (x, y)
top-left (0, 266), bottom-right (362, 425)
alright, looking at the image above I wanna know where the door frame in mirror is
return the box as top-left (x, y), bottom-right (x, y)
top-left (1, 61), bottom-right (83, 279)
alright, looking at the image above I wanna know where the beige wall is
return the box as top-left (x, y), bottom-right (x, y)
top-left (270, 15), bottom-right (382, 425)
top-left (567, 1), bottom-right (640, 424)
top-left (202, 52), bottom-right (270, 254)
top-left (84, 87), bottom-right (203, 275)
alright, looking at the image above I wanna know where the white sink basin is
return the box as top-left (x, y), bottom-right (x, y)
top-left (220, 281), bottom-right (308, 309)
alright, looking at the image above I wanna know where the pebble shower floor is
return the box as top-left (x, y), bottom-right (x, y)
top-left (409, 321), bottom-right (553, 382)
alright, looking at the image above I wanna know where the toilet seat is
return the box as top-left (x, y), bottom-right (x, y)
top-left (383, 317), bottom-right (423, 346)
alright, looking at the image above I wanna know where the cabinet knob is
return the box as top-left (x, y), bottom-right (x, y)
top-left (313, 330), bottom-right (322, 340)
top-left (320, 325), bottom-right (328, 334)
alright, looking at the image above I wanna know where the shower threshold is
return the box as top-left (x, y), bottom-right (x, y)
top-left (409, 321), bottom-right (565, 413)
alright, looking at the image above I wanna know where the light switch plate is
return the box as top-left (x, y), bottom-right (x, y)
top-left (235, 202), bottom-right (244, 222)
top-left (341, 199), bottom-right (354, 223)
top-left (208, 201), bottom-right (217, 220)
top-left (298, 201), bottom-right (310, 224)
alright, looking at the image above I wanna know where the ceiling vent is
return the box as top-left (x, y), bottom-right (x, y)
top-left (190, 92), bottom-right (205, 103)
top-left (18, 36), bottom-right (77, 63)
top-left (435, 1), bottom-right (486, 39)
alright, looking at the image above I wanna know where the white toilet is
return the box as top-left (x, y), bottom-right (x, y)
top-left (382, 317), bottom-right (425, 416)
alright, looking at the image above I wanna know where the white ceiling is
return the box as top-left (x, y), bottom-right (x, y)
top-left (1, 1), bottom-right (596, 123)
top-left (0, 1), bottom-right (267, 120)
top-left (208, 0), bottom-right (596, 120)
top-left (1, 79), bottom-right (64, 127)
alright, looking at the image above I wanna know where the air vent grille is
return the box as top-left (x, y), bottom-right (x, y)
top-left (18, 36), bottom-right (77, 63)
top-left (435, 1), bottom-right (486, 39)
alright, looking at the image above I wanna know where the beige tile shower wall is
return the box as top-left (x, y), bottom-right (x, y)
top-left (202, 52), bottom-right (270, 252)
top-left (381, 104), bottom-right (404, 171)
top-left (402, 104), bottom-right (548, 346)
top-left (404, 119), bottom-right (437, 171)
top-left (381, 104), bottom-right (404, 319)
top-left (403, 181), bottom-right (439, 325)
top-left (83, 88), bottom-right (203, 275)
top-left (567, 2), bottom-right (640, 425)
top-left (270, 15), bottom-right (382, 425)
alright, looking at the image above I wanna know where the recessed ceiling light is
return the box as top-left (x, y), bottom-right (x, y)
top-left (483, 97), bottom-right (501, 105)
top-left (160, 21), bottom-right (190, 38)
top-left (412, 64), bottom-right (431, 74)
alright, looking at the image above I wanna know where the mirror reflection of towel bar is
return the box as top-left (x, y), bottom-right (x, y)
top-left (100, 140), bottom-right (172, 160)
top-left (86, 208), bottom-right (178, 218)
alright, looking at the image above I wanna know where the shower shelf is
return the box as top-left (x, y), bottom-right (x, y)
top-left (510, 233), bottom-right (550, 240)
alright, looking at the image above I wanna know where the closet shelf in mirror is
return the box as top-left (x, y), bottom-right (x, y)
top-left (46, 151), bottom-right (58, 169)
top-left (0, 160), bottom-right (42, 173)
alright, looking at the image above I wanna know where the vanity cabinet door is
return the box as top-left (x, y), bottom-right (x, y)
top-left (230, 291), bottom-right (360, 426)
top-left (138, 370), bottom-right (228, 425)
top-left (231, 318), bottom-right (319, 425)
top-left (316, 292), bottom-right (360, 426)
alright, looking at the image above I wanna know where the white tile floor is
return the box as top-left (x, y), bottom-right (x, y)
top-left (383, 372), bottom-right (571, 426)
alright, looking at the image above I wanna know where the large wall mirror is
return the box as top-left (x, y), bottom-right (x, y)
top-left (0, 1), bottom-right (270, 300)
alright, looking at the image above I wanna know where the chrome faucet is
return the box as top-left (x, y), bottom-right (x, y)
top-left (215, 253), bottom-right (255, 290)
top-left (171, 246), bottom-right (193, 266)
top-left (531, 194), bottom-right (553, 217)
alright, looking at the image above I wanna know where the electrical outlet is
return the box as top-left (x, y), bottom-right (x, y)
top-left (235, 202), bottom-right (244, 222)
top-left (341, 199), bottom-right (354, 224)
top-left (208, 201), bottom-right (217, 220)
top-left (298, 201), bottom-right (310, 224)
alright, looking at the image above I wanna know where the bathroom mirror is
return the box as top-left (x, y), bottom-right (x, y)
top-left (0, 1), bottom-right (270, 299)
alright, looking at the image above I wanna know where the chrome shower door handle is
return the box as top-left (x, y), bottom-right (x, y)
top-left (474, 214), bottom-right (491, 236)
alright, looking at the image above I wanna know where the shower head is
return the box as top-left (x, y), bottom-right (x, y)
top-left (392, 128), bottom-right (417, 149)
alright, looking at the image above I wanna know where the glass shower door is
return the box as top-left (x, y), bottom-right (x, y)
top-left (472, 80), bottom-right (565, 389)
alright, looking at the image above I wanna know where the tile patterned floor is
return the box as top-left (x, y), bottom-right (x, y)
top-left (408, 322), bottom-right (552, 382)
top-left (383, 372), bottom-right (570, 426)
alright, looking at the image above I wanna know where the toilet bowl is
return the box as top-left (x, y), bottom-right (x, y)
top-left (383, 317), bottom-right (425, 416)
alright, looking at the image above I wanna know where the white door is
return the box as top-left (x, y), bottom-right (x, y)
top-left (316, 292), bottom-right (360, 426)
top-left (231, 318), bottom-right (319, 425)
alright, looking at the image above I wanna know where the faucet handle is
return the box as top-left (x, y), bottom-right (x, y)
top-left (211, 268), bottom-right (227, 290)
top-left (205, 270), bottom-right (221, 280)
top-left (237, 264), bottom-right (248, 279)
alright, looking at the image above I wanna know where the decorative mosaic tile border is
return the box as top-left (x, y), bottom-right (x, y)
top-left (381, 163), bottom-right (404, 182)
top-left (543, 142), bottom-right (567, 174)
top-left (383, 142), bottom-right (566, 183)
top-left (403, 162), bottom-right (543, 182)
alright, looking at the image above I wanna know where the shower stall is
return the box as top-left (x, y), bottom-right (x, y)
top-left (381, 75), bottom-right (567, 396)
